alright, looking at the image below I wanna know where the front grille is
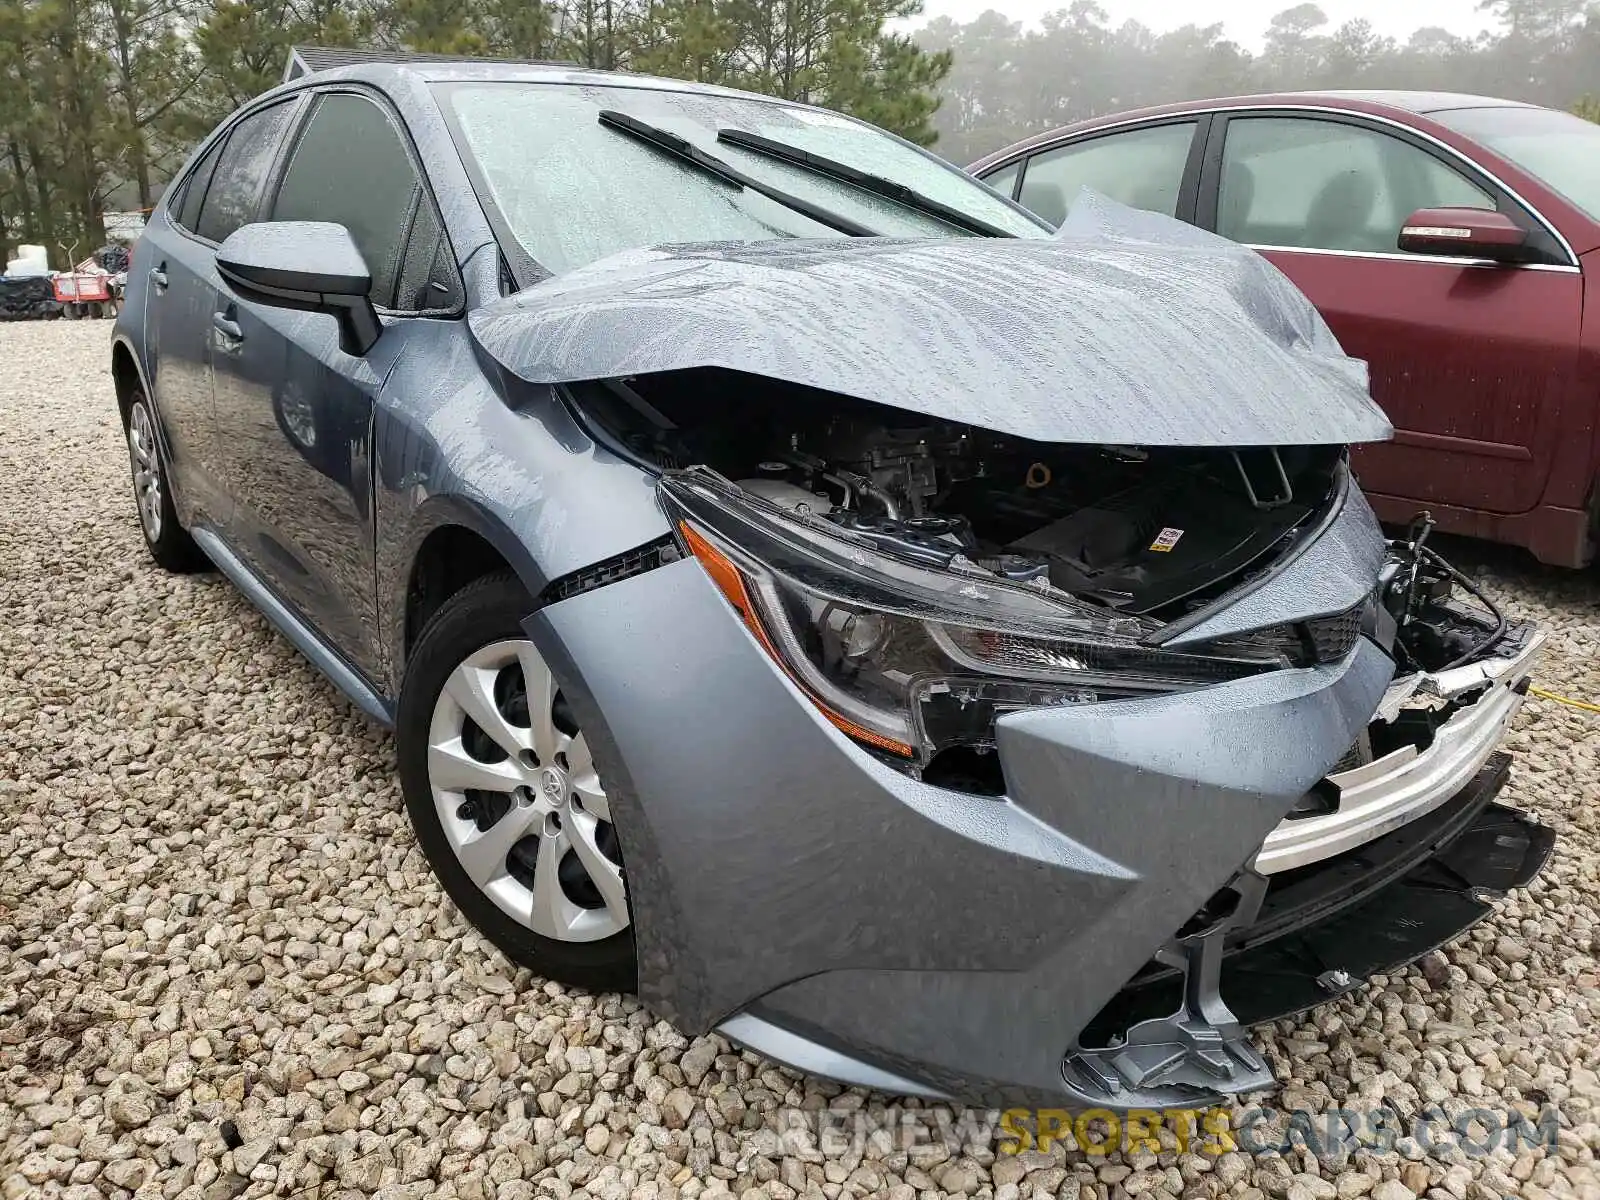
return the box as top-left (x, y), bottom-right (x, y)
top-left (1306, 606), bottom-right (1364, 663)
top-left (1247, 603), bottom-right (1366, 667)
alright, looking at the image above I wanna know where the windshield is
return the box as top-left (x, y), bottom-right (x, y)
top-left (437, 81), bottom-right (1048, 274)
top-left (1436, 105), bottom-right (1600, 223)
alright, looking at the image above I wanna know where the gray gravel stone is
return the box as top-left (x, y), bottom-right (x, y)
top-left (3, 323), bottom-right (1600, 1200)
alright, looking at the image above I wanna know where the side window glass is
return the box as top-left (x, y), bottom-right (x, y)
top-left (1018, 122), bottom-right (1197, 226)
top-left (272, 93), bottom-right (435, 310)
top-left (173, 137), bottom-right (225, 232)
top-left (980, 159), bottom-right (1021, 201)
top-left (1411, 153), bottom-right (1498, 211)
top-left (1219, 117), bottom-right (1495, 254)
top-left (394, 199), bottom-right (461, 312)
top-left (195, 102), bottom-right (295, 244)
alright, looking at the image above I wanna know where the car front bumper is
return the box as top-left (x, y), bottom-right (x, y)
top-left (526, 553), bottom-right (1551, 1109)
top-left (1258, 623), bottom-right (1544, 874)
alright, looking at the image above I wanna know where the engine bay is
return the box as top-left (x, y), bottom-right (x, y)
top-left (572, 368), bottom-right (1346, 622)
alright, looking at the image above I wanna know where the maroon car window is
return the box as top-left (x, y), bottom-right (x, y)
top-left (981, 159), bottom-right (1022, 201)
top-left (1218, 117), bottom-right (1493, 254)
top-left (1016, 122), bottom-right (1196, 226)
top-left (1436, 106), bottom-right (1600, 223)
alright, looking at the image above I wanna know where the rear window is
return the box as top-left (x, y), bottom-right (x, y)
top-left (195, 101), bottom-right (296, 244)
top-left (173, 138), bottom-right (226, 233)
top-left (1436, 106), bottom-right (1600, 222)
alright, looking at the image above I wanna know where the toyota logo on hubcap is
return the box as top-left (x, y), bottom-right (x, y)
top-left (540, 767), bottom-right (567, 802)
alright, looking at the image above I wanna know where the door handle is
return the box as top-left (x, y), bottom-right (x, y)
top-left (148, 264), bottom-right (168, 290)
top-left (211, 311), bottom-right (243, 342)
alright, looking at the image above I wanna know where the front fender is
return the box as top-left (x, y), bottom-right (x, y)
top-left (373, 331), bottom-right (670, 691)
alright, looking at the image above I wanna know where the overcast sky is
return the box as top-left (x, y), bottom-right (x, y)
top-left (914, 0), bottom-right (1498, 49)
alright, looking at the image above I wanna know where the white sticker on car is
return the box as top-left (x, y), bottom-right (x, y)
top-left (1149, 527), bottom-right (1184, 553)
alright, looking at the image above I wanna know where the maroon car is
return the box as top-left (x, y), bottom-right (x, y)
top-left (970, 92), bottom-right (1600, 566)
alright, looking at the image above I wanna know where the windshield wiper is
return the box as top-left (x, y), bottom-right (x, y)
top-left (715, 127), bottom-right (1017, 238)
top-left (596, 110), bottom-right (877, 237)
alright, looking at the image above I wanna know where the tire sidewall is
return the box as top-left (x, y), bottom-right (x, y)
top-left (396, 572), bottom-right (638, 993)
top-left (125, 390), bottom-right (204, 572)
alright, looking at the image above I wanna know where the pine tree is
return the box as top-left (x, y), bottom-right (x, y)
top-left (632, 0), bottom-right (735, 83)
top-left (718, 0), bottom-right (949, 141)
top-left (97, 0), bottom-right (204, 210)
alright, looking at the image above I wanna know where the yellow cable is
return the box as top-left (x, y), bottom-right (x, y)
top-left (1529, 686), bottom-right (1600, 716)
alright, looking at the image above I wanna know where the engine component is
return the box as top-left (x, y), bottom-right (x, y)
top-left (1010, 476), bottom-right (1311, 614)
top-left (569, 370), bottom-right (1345, 620)
top-left (735, 478), bottom-right (832, 516)
top-left (1381, 512), bottom-right (1507, 672)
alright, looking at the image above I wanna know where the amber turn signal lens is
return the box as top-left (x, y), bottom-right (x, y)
top-left (678, 521), bottom-right (915, 758)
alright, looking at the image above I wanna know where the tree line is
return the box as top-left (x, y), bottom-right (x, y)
top-left (2, 0), bottom-right (1595, 267)
top-left (920, 0), bottom-right (1600, 164)
top-left (0, 0), bottom-right (949, 264)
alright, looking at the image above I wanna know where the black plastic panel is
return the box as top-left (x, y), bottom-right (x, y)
top-left (1081, 758), bottom-right (1553, 1043)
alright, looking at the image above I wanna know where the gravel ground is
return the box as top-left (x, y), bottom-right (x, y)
top-left (3, 319), bottom-right (1600, 1200)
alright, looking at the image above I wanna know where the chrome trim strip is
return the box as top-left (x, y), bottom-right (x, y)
top-left (1000, 102), bottom-right (1579, 268)
top-left (717, 1013), bottom-right (949, 1099)
top-left (191, 526), bottom-right (395, 727)
top-left (1247, 243), bottom-right (1581, 273)
top-left (1257, 628), bottom-right (1544, 874)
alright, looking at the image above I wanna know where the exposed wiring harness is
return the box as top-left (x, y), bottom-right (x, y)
top-left (1393, 515), bottom-right (1596, 715)
top-left (1419, 543), bottom-right (1507, 671)
top-left (1391, 513), bottom-right (1506, 672)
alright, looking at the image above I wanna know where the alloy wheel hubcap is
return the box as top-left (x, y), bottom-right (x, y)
top-left (427, 639), bottom-right (627, 943)
top-left (127, 402), bottom-right (163, 542)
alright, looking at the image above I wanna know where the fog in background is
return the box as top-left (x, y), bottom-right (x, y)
top-left (913, 0), bottom-right (1600, 163)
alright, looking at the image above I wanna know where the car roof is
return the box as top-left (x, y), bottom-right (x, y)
top-left (1300, 90), bottom-right (1540, 115)
top-left (968, 90), bottom-right (1543, 169)
top-left (284, 45), bottom-right (795, 104)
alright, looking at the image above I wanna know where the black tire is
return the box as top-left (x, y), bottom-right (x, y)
top-left (124, 391), bottom-right (208, 573)
top-left (397, 571), bottom-right (638, 993)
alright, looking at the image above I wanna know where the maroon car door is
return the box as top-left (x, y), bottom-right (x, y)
top-left (1203, 112), bottom-right (1582, 517)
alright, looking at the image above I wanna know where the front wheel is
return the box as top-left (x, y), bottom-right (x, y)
top-left (125, 395), bottom-right (207, 572)
top-left (397, 572), bottom-right (637, 993)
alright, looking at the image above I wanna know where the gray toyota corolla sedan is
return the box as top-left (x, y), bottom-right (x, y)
top-left (112, 53), bottom-right (1553, 1109)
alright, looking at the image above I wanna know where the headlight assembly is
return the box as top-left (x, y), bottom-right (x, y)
top-left (661, 472), bottom-right (1289, 773)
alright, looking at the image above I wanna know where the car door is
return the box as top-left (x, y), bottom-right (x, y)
top-left (975, 117), bottom-right (1206, 226)
top-left (1197, 111), bottom-right (1583, 517)
top-left (142, 102), bottom-right (297, 528)
top-left (209, 87), bottom-right (463, 684)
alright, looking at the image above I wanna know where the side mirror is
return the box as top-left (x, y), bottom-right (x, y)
top-left (216, 221), bottom-right (380, 355)
top-left (1397, 207), bottom-right (1528, 263)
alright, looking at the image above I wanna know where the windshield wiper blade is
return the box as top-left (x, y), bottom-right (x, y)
top-left (596, 110), bottom-right (877, 238)
top-left (716, 127), bottom-right (1017, 238)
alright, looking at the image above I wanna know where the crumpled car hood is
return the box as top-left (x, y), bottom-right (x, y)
top-left (471, 220), bottom-right (1392, 448)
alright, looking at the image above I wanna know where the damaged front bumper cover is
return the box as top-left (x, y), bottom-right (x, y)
top-left (719, 631), bottom-right (1554, 1109)
top-left (1065, 755), bottom-right (1552, 1106)
top-left (529, 533), bottom-right (1552, 1111)
top-left (721, 755), bottom-right (1553, 1109)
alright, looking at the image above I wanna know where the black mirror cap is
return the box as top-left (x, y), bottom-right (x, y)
top-left (216, 221), bottom-right (380, 355)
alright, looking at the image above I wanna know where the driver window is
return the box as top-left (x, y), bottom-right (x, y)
top-left (271, 93), bottom-right (436, 310)
top-left (1218, 117), bottom-right (1495, 254)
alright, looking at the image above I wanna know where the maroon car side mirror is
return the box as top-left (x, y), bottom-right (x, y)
top-left (1397, 207), bottom-right (1529, 263)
